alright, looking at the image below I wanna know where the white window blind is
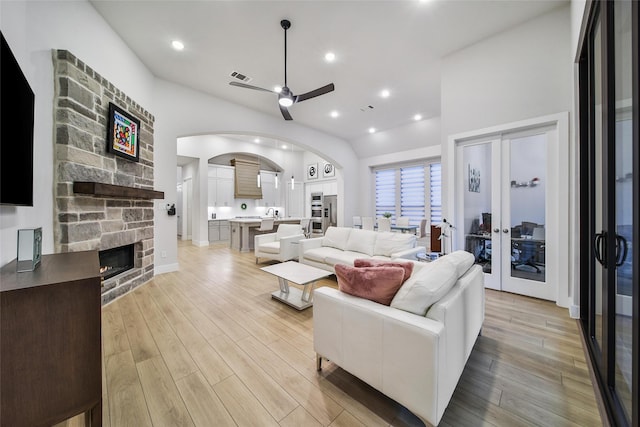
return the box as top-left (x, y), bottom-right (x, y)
top-left (373, 161), bottom-right (441, 225)
top-left (430, 163), bottom-right (442, 224)
top-left (400, 166), bottom-right (425, 225)
top-left (375, 169), bottom-right (395, 218)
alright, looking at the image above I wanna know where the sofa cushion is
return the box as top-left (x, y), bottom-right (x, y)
top-left (276, 223), bottom-right (302, 240)
top-left (325, 251), bottom-right (371, 267)
top-left (304, 246), bottom-right (342, 263)
top-left (345, 229), bottom-right (377, 256)
top-left (322, 227), bottom-right (352, 251)
top-left (373, 232), bottom-right (416, 257)
top-left (390, 257), bottom-right (458, 315)
top-left (335, 264), bottom-right (405, 306)
top-left (354, 258), bottom-right (414, 283)
top-left (440, 250), bottom-right (475, 277)
top-left (258, 241), bottom-right (280, 254)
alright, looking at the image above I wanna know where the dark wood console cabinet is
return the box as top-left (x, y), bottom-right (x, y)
top-left (1, 251), bottom-right (102, 427)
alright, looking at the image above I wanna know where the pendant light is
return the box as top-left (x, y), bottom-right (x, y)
top-left (257, 173), bottom-right (261, 188)
top-left (291, 175), bottom-right (295, 190)
top-left (275, 173), bottom-right (278, 189)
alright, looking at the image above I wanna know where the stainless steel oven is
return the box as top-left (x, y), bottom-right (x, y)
top-left (311, 192), bottom-right (323, 219)
top-left (311, 219), bottom-right (324, 235)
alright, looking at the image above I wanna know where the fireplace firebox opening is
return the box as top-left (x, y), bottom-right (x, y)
top-left (99, 244), bottom-right (135, 281)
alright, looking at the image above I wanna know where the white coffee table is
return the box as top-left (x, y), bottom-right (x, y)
top-left (260, 261), bottom-right (332, 310)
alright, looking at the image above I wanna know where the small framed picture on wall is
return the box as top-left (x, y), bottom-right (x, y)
top-left (323, 162), bottom-right (335, 177)
top-left (307, 163), bottom-right (318, 179)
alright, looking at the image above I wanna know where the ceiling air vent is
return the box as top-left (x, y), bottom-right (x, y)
top-left (230, 71), bottom-right (252, 83)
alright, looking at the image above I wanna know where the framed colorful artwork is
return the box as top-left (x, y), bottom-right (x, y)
top-left (107, 102), bottom-right (140, 162)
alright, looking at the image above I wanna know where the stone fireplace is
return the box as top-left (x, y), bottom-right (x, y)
top-left (52, 50), bottom-right (160, 305)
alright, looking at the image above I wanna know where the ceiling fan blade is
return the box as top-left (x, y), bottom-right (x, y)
top-left (229, 81), bottom-right (276, 93)
top-left (295, 83), bottom-right (335, 103)
top-left (279, 104), bottom-right (293, 121)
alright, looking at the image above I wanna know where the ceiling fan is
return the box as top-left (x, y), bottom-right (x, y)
top-left (229, 19), bottom-right (335, 121)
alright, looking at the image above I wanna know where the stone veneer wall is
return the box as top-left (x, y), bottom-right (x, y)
top-left (52, 50), bottom-right (156, 305)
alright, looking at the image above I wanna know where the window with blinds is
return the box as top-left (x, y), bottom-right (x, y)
top-left (374, 161), bottom-right (441, 226)
top-left (375, 169), bottom-right (395, 219)
top-left (429, 163), bottom-right (442, 224)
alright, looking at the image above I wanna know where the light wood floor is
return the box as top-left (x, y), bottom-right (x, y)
top-left (59, 241), bottom-right (603, 427)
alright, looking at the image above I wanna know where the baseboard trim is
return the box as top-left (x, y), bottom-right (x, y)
top-left (155, 263), bottom-right (179, 275)
top-left (193, 240), bottom-right (209, 247)
top-left (569, 304), bottom-right (580, 319)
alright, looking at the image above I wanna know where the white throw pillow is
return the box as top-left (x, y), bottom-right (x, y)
top-left (390, 257), bottom-right (458, 316)
top-left (322, 227), bottom-right (352, 250)
top-left (440, 250), bottom-right (475, 277)
top-left (345, 229), bottom-right (377, 256)
top-left (373, 232), bottom-right (416, 257)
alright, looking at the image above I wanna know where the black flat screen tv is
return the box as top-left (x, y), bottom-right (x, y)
top-left (1, 31), bottom-right (35, 206)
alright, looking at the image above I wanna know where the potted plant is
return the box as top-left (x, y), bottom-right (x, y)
top-left (382, 212), bottom-right (392, 219)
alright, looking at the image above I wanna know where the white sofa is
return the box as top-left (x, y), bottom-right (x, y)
top-left (299, 226), bottom-right (425, 273)
top-left (314, 251), bottom-right (484, 426)
top-left (254, 223), bottom-right (305, 264)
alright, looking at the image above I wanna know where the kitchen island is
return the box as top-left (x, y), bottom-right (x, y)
top-left (229, 217), bottom-right (302, 252)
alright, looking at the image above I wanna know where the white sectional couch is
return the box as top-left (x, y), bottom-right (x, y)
top-left (299, 226), bottom-right (425, 273)
top-left (313, 251), bottom-right (484, 426)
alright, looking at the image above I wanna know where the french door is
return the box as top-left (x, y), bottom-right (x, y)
top-left (578, 1), bottom-right (638, 426)
top-left (454, 122), bottom-right (561, 301)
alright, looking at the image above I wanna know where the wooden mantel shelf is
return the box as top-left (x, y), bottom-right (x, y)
top-left (73, 181), bottom-right (164, 200)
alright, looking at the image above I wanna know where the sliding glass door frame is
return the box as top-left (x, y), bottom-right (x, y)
top-left (578, 1), bottom-right (639, 425)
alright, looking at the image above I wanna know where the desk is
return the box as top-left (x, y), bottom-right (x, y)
top-left (465, 234), bottom-right (545, 266)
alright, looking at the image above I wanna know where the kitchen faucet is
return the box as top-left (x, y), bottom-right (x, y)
top-left (265, 207), bottom-right (276, 218)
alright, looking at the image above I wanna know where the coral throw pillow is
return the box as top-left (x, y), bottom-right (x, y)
top-left (335, 264), bottom-right (405, 306)
top-left (353, 258), bottom-right (414, 283)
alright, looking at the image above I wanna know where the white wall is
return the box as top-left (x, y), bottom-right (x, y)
top-left (357, 117), bottom-right (442, 222)
top-left (0, 0), bottom-right (154, 266)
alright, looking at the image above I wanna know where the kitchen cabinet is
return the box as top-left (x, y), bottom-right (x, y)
top-left (208, 165), bottom-right (234, 207)
top-left (257, 171), bottom-right (281, 207)
top-left (208, 220), bottom-right (230, 242)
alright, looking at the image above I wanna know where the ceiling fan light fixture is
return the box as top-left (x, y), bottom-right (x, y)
top-left (279, 96), bottom-right (294, 107)
top-left (274, 85), bottom-right (282, 93)
top-left (171, 40), bottom-right (184, 51)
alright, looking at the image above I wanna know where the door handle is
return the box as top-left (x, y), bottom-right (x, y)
top-left (594, 232), bottom-right (605, 266)
top-left (493, 228), bottom-right (500, 233)
top-left (503, 228), bottom-right (509, 233)
top-left (615, 234), bottom-right (629, 267)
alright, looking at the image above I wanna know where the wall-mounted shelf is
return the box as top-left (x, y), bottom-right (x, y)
top-left (73, 181), bottom-right (164, 200)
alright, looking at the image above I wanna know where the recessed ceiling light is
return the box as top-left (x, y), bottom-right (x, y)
top-left (254, 138), bottom-right (260, 143)
top-left (330, 111), bottom-right (339, 118)
top-left (380, 89), bottom-right (390, 98)
top-left (171, 40), bottom-right (184, 51)
top-left (274, 85), bottom-right (282, 93)
top-left (281, 144), bottom-right (287, 149)
top-left (414, 114), bottom-right (422, 121)
top-left (368, 127), bottom-right (376, 134)
top-left (324, 52), bottom-right (336, 62)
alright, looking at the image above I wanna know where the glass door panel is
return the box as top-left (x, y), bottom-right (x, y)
top-left (613, 0), bottom-right (633, 419)
top-left (459, 141), bottom-right (500, 290)
top-left (507, 133), bottom-right (546, 283)
top-left (592, 16), bottom-right (605, 353)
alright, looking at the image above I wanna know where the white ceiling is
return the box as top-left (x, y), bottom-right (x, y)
top-left (91, 0), bottom-right (567, 143)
